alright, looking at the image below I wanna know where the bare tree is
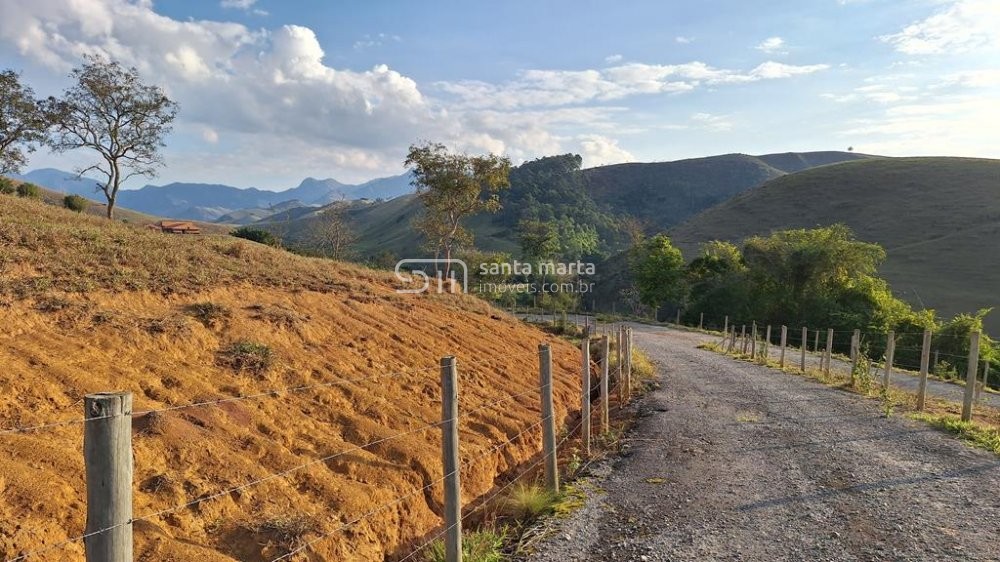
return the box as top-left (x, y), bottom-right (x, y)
top-left (48, 56), bottom-right (177, 219)
top-left (305, 204), bottom-right (357, 260)
top-left (0, 70), bottom-right (51, 175)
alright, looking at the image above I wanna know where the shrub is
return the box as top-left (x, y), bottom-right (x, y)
top-left (0, 177), bottom-right (15, 195)
top-left (63, 194), bottom-right (89, 212)
top-left (218, 341), bottom-right (274, 376)
top-left (231, 227), bottom-right (280, 247)
top-left (16, 182), bottom-right (41, 198)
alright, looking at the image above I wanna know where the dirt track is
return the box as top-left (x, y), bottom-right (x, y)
top-left (525, 324), bottom-right (1000, 561)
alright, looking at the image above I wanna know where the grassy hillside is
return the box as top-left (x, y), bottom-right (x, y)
top-left (272, 151), bottom-right (867, 261)
top-left (0, 196), bottom-right (581, 560)
top-left (668, 157), bottom-right (1000, 333)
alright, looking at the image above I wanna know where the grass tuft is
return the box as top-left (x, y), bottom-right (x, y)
top-left (217, 341), bottom-right (274, 377)
top-left (423, 528), bottom-right (507, 562)
top-left (908, 413), bottom-right (1000, 454)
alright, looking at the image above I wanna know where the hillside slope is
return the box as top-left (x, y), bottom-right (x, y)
top-left (669, 157), bottom-right (1000, 333)
top-left (274, 151), bottom-right (868, 260)
top-left (0, 196), bottom-right (581, 561)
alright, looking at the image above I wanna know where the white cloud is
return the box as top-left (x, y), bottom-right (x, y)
top-left (880, 0), bottom-right (1000, 54)
top-left (755, 36), bottom-right (786, 54)
top-left (577, 134), bottom-right (633, 167)
top-left (201, 127), bottom-right (219, 144)
top-left (675, 36), bottom-right (693, 44)
top-left (690, 112), bottom-right (734, 132)
top-left (353, 33), bottom-right (401, 51)
top-left (439, 60), bottom-right (829, 110)
top-left (604, 54), bottom-right (623, 63)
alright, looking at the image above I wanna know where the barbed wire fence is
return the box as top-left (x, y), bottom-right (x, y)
top-left (0, 321), bottom-right (636, 562)
top-left (691, 315), bottom-right (992, 421)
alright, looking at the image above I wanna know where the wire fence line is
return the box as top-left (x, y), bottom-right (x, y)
top-left (1, 326), bottom-right (635, 562)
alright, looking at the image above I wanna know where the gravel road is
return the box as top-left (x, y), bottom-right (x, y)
top-left (524, 324), bottom-right (1000, 561)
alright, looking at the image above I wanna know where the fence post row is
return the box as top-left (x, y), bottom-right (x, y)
top-left (883, 330), bottom-right (895, 389)
top-left (800, 327), bottom-right (807, 372)
top-left (440, 356), bottom-right (462, 562)
top-left (961, 332), bottom-right (981, 422)
top-left (538, 345), bottom-right (559, 493)
top-left (581, 335), bottom-right (592, 456)
top-left (84, 392), bottom-right (134, 562)
top-left (916, 329), bottom-right (931, 411)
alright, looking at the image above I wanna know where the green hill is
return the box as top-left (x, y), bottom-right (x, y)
top-left (667, 157), bottom-right (1000, 333)
top-left (268, 151), bottom-right (868, 261)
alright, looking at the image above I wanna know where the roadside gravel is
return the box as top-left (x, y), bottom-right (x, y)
top-left (524, 325), bottom-right (1000, 561)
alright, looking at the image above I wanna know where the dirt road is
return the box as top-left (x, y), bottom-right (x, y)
top-left (525, 324), bottom-right (1000, 561)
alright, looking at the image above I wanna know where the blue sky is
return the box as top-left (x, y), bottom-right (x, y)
top-left (1, 0), bottom-right (998, 189)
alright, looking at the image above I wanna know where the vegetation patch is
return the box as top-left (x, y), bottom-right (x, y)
top-left (184, 301), bottom-right (231, 328)
top-left (423, 528), bottom-right (507, 562)
top-left (62, 194), bottom-right (89, 212)
top-left (908, 413), bottom-right (1000, 454)
top-left (217, 341), bottom-right (274, 376)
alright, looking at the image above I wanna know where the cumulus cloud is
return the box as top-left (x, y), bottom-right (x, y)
top-left (755, 36), bottom-right (786, 54)
top-left (577, 135), bottom-right (634, 167)
top-left (880, 0), bottom-right (1000, 54)
top-left (0, 0), bottom-right (831, 184)
top-left (604, 54), bottom-right (623, 63)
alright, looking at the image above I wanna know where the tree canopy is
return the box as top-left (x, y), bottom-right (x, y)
top-left (0, 70), bottom-right (51, 174)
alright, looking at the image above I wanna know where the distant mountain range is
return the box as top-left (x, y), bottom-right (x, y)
top-left (12, 168), bottom-right (414, 222)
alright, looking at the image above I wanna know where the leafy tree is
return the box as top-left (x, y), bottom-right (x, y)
top-left (518, 219), bottom-right (560, 262)
top-left (231, 227), bottom-right (280, 247)
top-left (629, 234), bottom-right (686, 311)
top-left (0, 177), bottom-right (15, 194)
top-left (0, 70), bottom-right (51, 174)
top-left (685, 241), bottom-right (750, 324)
top-left (555, 217), bottom-right (599, 260)
top-left (48, 56), bottom-right (178, 219)
top-left (63, 194), bottom-right (89, 212)
top-left (405, 142), bottom-right (510, 277)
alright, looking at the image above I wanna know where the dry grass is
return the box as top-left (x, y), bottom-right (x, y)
top-left (0, 197), bottom-right (585, 561)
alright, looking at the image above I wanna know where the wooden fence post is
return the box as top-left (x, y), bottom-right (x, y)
top-left (883, 330), bottom-right (895, 389)
top-left (539, 345), bottom-right (559, 493)
top-left (916, 329), bottom-right (931, 411)
top-left (961, 332), bottom-right (981, 422)
top-left (800, 327), bottom-right (807, 372)
top-left (764, 325), bottom-right (772, 361)
top-left (750, 322), bottom-right (757, 358)
top-left (984, 363), bottom-right (992, 398)
top-left (617, 325), bottom-right (624, 404)
top-left (824, 328), bottom-right (834, 375)
top-left (625, 327), bottom-right (633, 401)
top-left (440, 357), bottom-right (462, 562)
top-left (581, 336), bottom-right (591, 455)
top-left (850, 329), bottom-right (860, 385)
top-left (84, 392), bottom-right (133, 562)
top-left (779, 325), bottom-right (787, 367)
top-left (676, 309), bottom-right (681, 326)
top-left (699, 312), bottom-right (704, 330)
top-left (813, 330), bottom-right (820, 353)
top-left (723, 315), bottom-right (729, 336)
top-left (601, 336), bottom-right (610, 430)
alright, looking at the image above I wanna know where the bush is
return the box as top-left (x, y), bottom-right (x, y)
top-left (0, 177), bottom-right (15, 195)
top-left (231, 227), bottom-right (280, 247)
top-left (16, 182), bottom-right (41, 198)
top-left (217, 341), bottom-right (274, 376)
top-left (63, 194), bottom-right (89, 212)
